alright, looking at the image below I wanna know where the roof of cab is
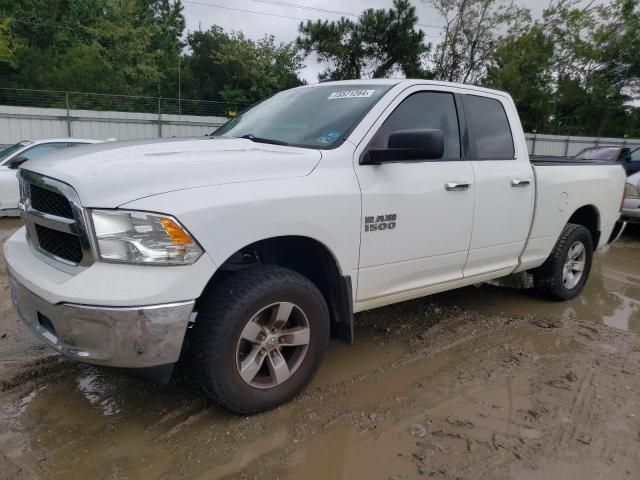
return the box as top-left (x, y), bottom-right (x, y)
top-left (303, 78), bottom-right (511, 98)
top-left (29, 138), bottom-right (103, 144)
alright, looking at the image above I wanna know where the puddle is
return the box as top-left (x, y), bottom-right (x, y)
top-left (2, 328), bottom-right (409, 480)
top-left (74, 370), bottom-right (122, 416)
top-left (195, 427), bottom-right (290, 480)
top-left (441, 237), bottom-right (640, 333)
top-left (311, 327), bottom-right (409, 387)
top-left (20, 368), bottom-right (193, 479)
top-left (284, 424), bottom-right (416, 480)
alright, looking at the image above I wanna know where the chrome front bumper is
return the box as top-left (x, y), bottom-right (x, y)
top-left (10, 274), bottom-right (194, 368)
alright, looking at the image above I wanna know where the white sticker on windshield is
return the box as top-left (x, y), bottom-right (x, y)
top-left (328, 89), bottom-right (375, 100)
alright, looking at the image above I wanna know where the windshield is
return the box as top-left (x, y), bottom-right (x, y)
top-left (0, 141), bottom-right (31, 163)
top-left (211, 84), bottom-right (394, 149)
top-left (574, 147), bottom-right (620, 161)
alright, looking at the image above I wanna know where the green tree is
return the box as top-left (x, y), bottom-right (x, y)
top-left (184, 27), bottom-right (303, 105)
top-left (483, 0), bottom-right (640, 137)
top-left (0, 0), bottom-right (185, 97)
top-left (297, 0), bottom-right (429, 81)
top-left (0, 17), bottom-right (19, 68)
top-left (484, 26), bottom-right (553, 132)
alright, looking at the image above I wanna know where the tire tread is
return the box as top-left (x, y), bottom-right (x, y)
top-left (532, 223), bottom-right (593, 300)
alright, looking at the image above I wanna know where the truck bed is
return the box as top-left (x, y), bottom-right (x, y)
top-left (515, 161), bottom-right (626, 273)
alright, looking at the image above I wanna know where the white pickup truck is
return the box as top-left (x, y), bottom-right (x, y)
top-left (5, 80), bottom-right (626, 413)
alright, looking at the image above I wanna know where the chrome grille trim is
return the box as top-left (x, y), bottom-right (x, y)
top-left (18, 170), bottom-right (96, 271)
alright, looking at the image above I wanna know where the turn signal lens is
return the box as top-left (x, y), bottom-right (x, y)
top-left (160, 217), bottom-right (193, 245)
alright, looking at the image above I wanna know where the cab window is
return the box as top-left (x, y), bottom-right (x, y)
top-left (369, 91), bottom-right (461, 161)
top-left (463, 95), bottom-right (515, 160)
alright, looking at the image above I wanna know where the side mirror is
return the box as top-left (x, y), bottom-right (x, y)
top-left (362, 129), bottom-right (445, 165)
top-left (6, 156), bottom-right (28, 169)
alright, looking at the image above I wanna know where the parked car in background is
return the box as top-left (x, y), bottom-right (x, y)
top-left (0, 138), bottom-right (102, 216)
top-left (622, 171), bottom-right (640, 223)
top-left (574, 146), bottom-right (640, 176)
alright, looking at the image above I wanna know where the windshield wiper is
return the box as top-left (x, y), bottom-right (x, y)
top-left (239, 134), bottom-right (290, 146)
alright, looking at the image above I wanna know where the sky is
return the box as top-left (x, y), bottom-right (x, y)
top-left (179, 0), bottom-right (572, 84)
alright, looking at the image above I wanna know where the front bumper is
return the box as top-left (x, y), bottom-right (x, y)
top-left (622, 197), bottom-right (640, 223)
top-left (10, 274), bottom-right (194, 368)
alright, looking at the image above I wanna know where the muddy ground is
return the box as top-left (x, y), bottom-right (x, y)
top-left (1, 218), bottom-right (639, 480)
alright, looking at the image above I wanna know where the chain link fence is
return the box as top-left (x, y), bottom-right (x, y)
top-left (0, 87), bottom-right (250, 117)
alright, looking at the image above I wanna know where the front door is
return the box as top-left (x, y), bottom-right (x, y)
top-left (354, 87), bottom-right (474, 306)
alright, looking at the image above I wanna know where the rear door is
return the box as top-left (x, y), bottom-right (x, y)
top-left (460, 93), bottom-right (535, 277)
top-left (354, 86), bottom-right (474, 304)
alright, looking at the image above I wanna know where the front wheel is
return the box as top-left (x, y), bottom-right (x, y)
top-left (532, 223), bottom-right (593, 300)
top-left (190, 265), bottom-right (330, 414)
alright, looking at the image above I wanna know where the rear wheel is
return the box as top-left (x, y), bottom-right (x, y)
top-left (532, 223), bottom-right (593, 300)
top-left (190, 265), bottom-right (330, 414)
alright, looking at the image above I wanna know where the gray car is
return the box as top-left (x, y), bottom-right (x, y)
top-left (623, 171), bottom-right (640, 223)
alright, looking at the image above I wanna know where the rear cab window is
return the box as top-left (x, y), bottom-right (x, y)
top-left (463, 95), bottom-right (515, 160)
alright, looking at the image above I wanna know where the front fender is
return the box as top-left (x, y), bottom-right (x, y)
top-left (121, 173), bottom-right (362, 284)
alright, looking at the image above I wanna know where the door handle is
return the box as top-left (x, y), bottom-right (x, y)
top-left (445, 181), bottom-right (471, 191)
top-left (511, 179), bottom-right (531, 187)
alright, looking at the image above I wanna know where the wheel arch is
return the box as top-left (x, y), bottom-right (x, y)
top-left (567, 204), bottom-right (600, 248)
top-left (198, 235), bottom-right (354, 343)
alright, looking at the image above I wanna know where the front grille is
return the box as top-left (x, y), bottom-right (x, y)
top-left (35, 224), bottom-right (83, 263)
top-left (30, 184), bottom-right (74, 219)
top-left (19, 171), bottom-right (92, 268)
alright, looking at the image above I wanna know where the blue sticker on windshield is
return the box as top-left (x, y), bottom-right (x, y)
top-left (316, 129), bottom-right (341, 145)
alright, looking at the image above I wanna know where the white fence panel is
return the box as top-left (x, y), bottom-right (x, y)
top-left (525, 133), bottom-right (640, 157)
top-left (0, 105), bottom-right (69, 142)
top-left (0, 104), bottom-right (227, 144)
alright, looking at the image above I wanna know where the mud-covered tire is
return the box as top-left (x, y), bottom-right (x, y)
top-left (190, 265), bottom-right (330, 414)
top-left (532, 223), bottom-right (593, 301)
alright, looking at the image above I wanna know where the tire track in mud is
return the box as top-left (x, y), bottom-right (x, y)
top-left (231, 315), bottom-right (640, 480)
top-left (524, 321), bottom-right (640, 479)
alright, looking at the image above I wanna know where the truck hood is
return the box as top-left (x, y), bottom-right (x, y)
top-left (22, 137), bottom-right (322, 207)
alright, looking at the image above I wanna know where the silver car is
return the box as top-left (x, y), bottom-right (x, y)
top-left (623, 171), bottom-right (640, 223)
top-left (0, 138), bottom-right (102, 216)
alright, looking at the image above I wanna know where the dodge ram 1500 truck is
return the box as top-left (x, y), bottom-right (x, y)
top-left (5, 80), bottom-right (626, 414)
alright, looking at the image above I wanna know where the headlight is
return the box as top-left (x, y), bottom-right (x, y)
top-left (625, 182), bottom-right (640, 198)
top-left (91, 210), bottom-right (203, 265)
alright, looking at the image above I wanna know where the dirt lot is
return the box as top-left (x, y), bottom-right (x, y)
top-left (1, 218), bottom-right (639, 480)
